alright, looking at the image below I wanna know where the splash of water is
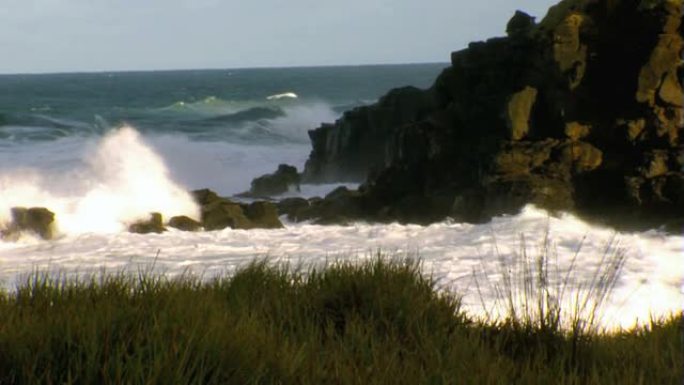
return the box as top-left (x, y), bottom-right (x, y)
top-left (0, 126), bottom-right (199, 235)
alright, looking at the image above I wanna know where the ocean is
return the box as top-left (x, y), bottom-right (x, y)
top-left (0, 64), bottom-right (681, 329)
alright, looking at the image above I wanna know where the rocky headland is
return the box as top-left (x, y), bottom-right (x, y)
top-left (299, 0), bottom-right (684, 231)
top-left (2, 0), bottom-right (682, 241)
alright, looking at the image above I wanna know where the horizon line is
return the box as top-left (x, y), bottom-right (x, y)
top-left (0, 61), bottom-right (451, 77)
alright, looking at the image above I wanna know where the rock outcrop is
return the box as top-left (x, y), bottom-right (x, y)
top-left (192, 189), bottom-right (284, 230)
top-left (301, 0), bottom-right (684, 230)
top-left (303, 86), bottom-right (438, 182)
top-left (2, 207), bottom-right (56, 240)
top-left (246, 164), bottom-right (301, 197)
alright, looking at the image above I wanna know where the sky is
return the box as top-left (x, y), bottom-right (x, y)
top-left (0, 0), bottom-right (559, 74)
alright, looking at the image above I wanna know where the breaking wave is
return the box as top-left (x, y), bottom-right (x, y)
top-left (0, 126), bottom-right (199, 235)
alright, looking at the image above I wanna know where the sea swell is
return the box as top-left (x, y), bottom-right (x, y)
top-left (0, 96), bottom-right (341, 145)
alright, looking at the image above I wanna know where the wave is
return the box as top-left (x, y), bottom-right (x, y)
top-left (0, 91), bottom-right (357, 146)
top-left (266, 92), bottom-right (298, 100)
top-left (0, 113), bottom-right (90, 129)
top-left (258, 103), bottom-right (338, 143)
top-left (0, 112), bottom-right (105, 142)
top-left (157, 96), bottom-right (271, 115)
top-left (149, 97), bottom-right (341, 144)
top-left (204, 106), bottom-right (286, 125)
top-left (0, 126), bottom-right (199, 235)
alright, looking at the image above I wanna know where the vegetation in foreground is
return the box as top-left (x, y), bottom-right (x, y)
top-left (0, 259), bottom-right (680, 385)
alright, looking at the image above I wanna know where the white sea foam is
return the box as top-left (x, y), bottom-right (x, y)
top-left (0, 205), bottom-right (681, 330)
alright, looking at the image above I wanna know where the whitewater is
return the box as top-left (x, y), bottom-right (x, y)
top-left (0, 65), bottom-right (681, 330)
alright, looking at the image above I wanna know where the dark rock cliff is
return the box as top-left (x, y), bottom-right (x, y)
top-left (301, 0), bottom-right (684, 230)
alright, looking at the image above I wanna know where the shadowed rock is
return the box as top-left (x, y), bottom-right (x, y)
top-left (243, 202), bottom-right (283, 229)
top-left (192, 188), bottom-right (284, 230)
top-left (276, 197), bottom-right (311, 221)
top-left (168, 216), bottom-right (202, 232)
top-left (248, 164), bottom-right (300, 197)
top-left (298, 0), bottom-right (684, 231)
top-left (201, 199), bottom-right (252, 231)
top-left (3, 207), bottom-right (56, 240)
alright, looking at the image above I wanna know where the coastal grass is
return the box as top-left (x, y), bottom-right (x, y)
top-left (0, 258), bottom-right (680, 384)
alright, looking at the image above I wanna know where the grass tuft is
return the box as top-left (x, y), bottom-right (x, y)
top-left (0, 256), bottom-right (679, 384)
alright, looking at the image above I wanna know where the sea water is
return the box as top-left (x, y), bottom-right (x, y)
top-left (0, 64), bottom-right (681, 329)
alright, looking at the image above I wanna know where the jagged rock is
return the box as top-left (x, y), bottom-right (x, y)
top-left (303, 86), bottom-right (437, 182)
top-left (3, 207), bottom-right (55, 240)
top-left (168, 216), bottom-right (202, 232)
top-left (248, 164), bottom-right (300, 197)
top-left (507, 11), bottom-right (536, 38)
top-left (242, 202), bottom-right (283, 229)
top-left (129, 213), bottom-right (166, 234)
top-left (296, 0), bottom-right (684, 231)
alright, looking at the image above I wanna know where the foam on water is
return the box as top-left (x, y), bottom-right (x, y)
top-left (0, 204), bottom-right (681, 330)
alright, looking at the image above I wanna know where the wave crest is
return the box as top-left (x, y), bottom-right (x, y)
top-left (266, 92), bottom-right (298, 100)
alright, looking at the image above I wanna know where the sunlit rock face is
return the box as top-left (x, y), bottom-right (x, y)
top-left (302, 0), bottom-right (684, 230)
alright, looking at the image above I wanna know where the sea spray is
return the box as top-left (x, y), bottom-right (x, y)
top-left (263, 102), bottom-right (338, 142)
top-left (0, 126), bottom-right (199, 235)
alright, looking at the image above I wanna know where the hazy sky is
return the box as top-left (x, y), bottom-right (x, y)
top-left (0, 0), bottom-right (559, 74)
